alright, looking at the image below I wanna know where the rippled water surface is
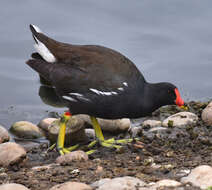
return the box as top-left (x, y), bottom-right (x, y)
top-left (0, 0), bottom-right (212, 127)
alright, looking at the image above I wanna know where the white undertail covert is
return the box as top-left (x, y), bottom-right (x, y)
top-left (31, 24), bottom-right (56, 63)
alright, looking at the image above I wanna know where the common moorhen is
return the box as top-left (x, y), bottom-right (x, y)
top-left (26, 25), bottom-right (185, 155)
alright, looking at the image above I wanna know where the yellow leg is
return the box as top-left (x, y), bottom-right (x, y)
top-left (90, 116), bottom-right (104, 141)
top-left (89, 116), bottom-right (139, 150)
top-left (57, 112), bottom-right (79, 155)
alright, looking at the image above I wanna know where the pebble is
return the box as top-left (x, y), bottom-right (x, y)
top-left (143, 120), bottom-right (162, 127)
top-left (56, 150), bottom-right (88, 165)
top-left (149, 127), bottom-right (168, 132)
top-left (0, 125), bottom-right (10, 143)
top-left (17, 141), bottom-right (41, 152)
top-left (0, 142), bottom-right (26, 166)
top-left (201, 101), bottom-right (212, 126)
top-left (92, 176), bottom-right (146, 190)
top-left (91, 178), bottom-right (111, 188)
top-left (10, 121), bottom-right (44, 139)
top-left (181, 165), bottom-right (212, 189)
top-left (0, 142), bottom-right (26, 167)
top-left (162, 112), bottom-right (198, 128)
top-left (38, 117), bottom-right (58, 131)
top-left (0, 183), bottom-right (30, 190)
top-left (32, 163), bottom-right (58, 171)
top-left (140, 179), bottom-right (181, 190)
top-left (176, 169), bottom-right (191, 177)
top-left (129, 126), bottom-right (142, 137)
top-left (46, 116), bottom-right (87, 145)
top-left (85, 128), bottom-right (95, 139)
top-left (49, 181), bottom-right (92, 190)
top-left (95, 165), bottom-right (103, 174)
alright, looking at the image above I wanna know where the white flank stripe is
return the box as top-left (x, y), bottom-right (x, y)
top-left (118, 87), bottom-right (124, 91)
top-left (90, 88), bottom-right (118, 96)
top-left (77, 96), bottom-right (91, 102)
top-left (90, 88), bottom-right (100, 95)
top-left (123, 82), bottom-right (128, 87)
top-left (69, 93), bottom-right (83, 97)
top-left (62, 96), bottom-right (77, 102)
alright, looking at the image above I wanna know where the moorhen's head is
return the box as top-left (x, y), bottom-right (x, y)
top-left (155, 82), bottom-right (185, 108)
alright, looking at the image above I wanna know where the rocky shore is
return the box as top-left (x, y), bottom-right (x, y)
top-left (0, 101), bottom-right (212, 190)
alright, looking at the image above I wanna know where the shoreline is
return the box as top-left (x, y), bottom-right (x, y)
top-left (0, 100), bottom-right (211, 190)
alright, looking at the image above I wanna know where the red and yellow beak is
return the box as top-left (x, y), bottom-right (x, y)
top-left (174, 88), bottom-right (184, 107)
top-left (174, 88), bottom-right (188, 110)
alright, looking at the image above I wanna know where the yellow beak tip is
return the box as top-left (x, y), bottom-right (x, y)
top-left (180, 105), bottom-right (188, 110)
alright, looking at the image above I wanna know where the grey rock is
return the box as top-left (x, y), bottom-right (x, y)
top-left (162, 112), bottom-right (198, 128)
top-left (143, 120), bottom-right (162, 127)
top-left (201, 101), bottom-right (212, 126)
top-left (10, 121), bottom-right (44, 139)
top-left (91, 178), bottom-right (111, 188)
top-left (176, 169), bottom-right (191, 177)
top-left (181, 165), bottom-right (212, 189)
top-left (49, 181), bottom-right (92, 190)
top-left (93, 176), bottom-right (146, 190)
top-left (129, 126), bottom-right (142, 137)
top-left (143, 131), bottom-right (155, 141)
top-left (56, 150), bottom-right (88, 165)
top-left (85, 128), bottom-right (95, 139)
top-left (0, 142), bottom-right (26, 167)
top-left (0, 125), bottom-right (10, 143)
top-left (149, 127), bottom-right (168, 132)
top-left (17, 141), bottom-right (43, 152)
top-left (140, 179), bottom-right (181, 190)
top-left (0, 183), bottom-right (30, 190)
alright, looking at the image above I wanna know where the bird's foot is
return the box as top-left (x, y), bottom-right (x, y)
top-left (57, 144), bottom-right (79, 155)
top-left (87, 137), bottom-right (140, 151)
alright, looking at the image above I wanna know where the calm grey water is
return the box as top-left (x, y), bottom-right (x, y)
top-left (0, 0), bottom-right (212, 127)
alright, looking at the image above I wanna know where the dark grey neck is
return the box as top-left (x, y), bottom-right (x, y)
top-left (138, 82), bottom-right (170, 115)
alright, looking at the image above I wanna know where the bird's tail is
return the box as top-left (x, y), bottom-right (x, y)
top-left (26, 59), bottom-right (54, 82)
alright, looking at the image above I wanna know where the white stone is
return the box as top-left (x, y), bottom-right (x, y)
top-left (201, 101), bottom-right (212, 126)
top-left (56, 150), bottom-right (88, 165)
top-left (162, 112), bottom-right (198, 127)
top-left (181, 165), bottom-right (212, 189)
top-left (138, 179), bottom-right (181, 190)
top-left (143, 120), bottom-right (162, 127)
top-left (91, 178), bottom-right (111, 188)
top-left (32, 163), bottom-right (58, 171)
top-left (10, 121), bottom-right (44, 139)
top-left (49, 181), bottom-right (92, 190)
top-left (176, 169), bottom-right (191, 177)
top-left (85, 128), bottom-right (95, 139)
top-left (0, 125), bottom-right (10, 143)
top-left (0, 142), bottom-right (26, 167)
top-left (0, 183), bottom-right (30, 190)
top-left (154, 179), bottom-right (181, 187)
top-left (94, 176), bottom-right (146, 190)
top-left (149, 127), bottom-right (168, 132)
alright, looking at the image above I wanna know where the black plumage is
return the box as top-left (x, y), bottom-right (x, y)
top-left (26, 25), bottom-right (184, 119)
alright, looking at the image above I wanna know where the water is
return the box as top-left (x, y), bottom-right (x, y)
top-left (0, 0), bottom-right (212, 127)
